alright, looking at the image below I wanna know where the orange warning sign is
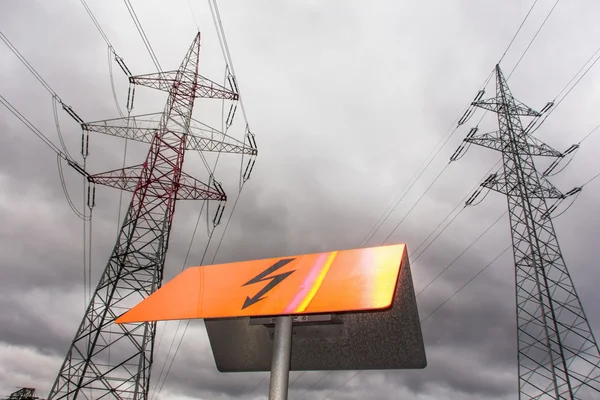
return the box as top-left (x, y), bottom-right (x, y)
top-left (116, 244), bottom-right (406, 323)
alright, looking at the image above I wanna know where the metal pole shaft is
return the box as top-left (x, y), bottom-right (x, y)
top-left (269, 315), bottom-right (293, 400)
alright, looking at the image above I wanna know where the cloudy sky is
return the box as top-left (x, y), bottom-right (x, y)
top-left (2, 0), bottom-right (600, 399)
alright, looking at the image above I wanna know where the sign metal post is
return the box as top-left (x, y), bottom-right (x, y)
top-left (269, 315), bottom-right (293, 400)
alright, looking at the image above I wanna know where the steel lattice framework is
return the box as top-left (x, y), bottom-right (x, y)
top-left (5, 388), bottom-right (39, 400)
top-left (460, 64), bottom-right (600, 399)
top-left (48, 33), bottom-right (257, 399)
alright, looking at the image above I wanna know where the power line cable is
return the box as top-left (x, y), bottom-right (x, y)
top-left (381, 163), bottom-right (450, 245)
top-left (360, 71), bottom-right (494, 248)
top-left (578, 122), bottom-right (600, 145)
top-left (79, 0), bottom-right (112, 49)
top-left (411, 159), bottom-right (502, 261)
top-left (247, 374), bottom-right (269, 397)
top-left (499, 0), bottom-right (541, 64)
top-left (208, 0), bottom-right (250, 126)
top-left (519, 43), bottom-right (600, 140)
top-left (507, 0), bottom-right (562, 79)
top-left (0, 29), bottom-right (87, 160)
top-left (0, 94), bottom-right (65, 157)
top-left (0, 31), bottom-right (57, 97)
top-left (122, 0), bottom-right (163, 74)
top-left (319, 245), bottom-right (511, 400)
top-left (580, 170), bottom-right (600, 187)
top-left (419, 245), bottom-right (511, 324)
top-left (151, 216), bottom-right (215, 400)
top-left (415, 210), bottom-right (507, 297)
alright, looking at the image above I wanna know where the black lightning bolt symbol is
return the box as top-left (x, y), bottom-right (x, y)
top-left (242, 258), bottom-right (296, 310)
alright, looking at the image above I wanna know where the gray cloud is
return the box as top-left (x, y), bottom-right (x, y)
top-left (2, 0), bottom-right (600, 399)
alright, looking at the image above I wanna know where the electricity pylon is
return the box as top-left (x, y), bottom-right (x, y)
top-left (48, 33), bottom-right (257, 399)
top-left (456, 64), bottom-right (600, 399)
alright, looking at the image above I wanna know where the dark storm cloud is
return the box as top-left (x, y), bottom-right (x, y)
top-left (2, 0), bottom-right (600, 399)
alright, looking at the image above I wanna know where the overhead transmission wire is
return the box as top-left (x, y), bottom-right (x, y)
top-left (122, 0), bottom-right (163, 75)
top-left (0, 94), bottom-right (64, 157)
top-left (0, 29), bottom-right (97, 312)
top-left (359, 71), bottom-right (493, 248)
top-left (411, 158), bottom-right (502, 262)
top-left (527, 45), bottom-right (600, 140)
top-left (498, 0), bottom-right (540, 64)
top-left (507, 0), bottom-right (562, 80)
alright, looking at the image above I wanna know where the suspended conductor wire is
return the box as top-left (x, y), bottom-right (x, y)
top-left (526, 44), bottom-right (600, 139)
top-left (151, 225), bottom-right (215, 400)
top-left (498, 0), bottom-right (540, 63)
top-left (318, 371), bottom-right (361, 400)
top-left (412, 159), bottom-right (502, 261)
top-left (209, 0), bottom-right (251, 126)
top-left (123, 0), bottom-right (163, 75)
top-left (151, 202), bottom-right (212, 400)
top-left (317, 246), bottom-right (511, 400)
top-left (0, 31), bottom-right (58, 98)
top-left (551, 47), bottom-right (600, 110)
top-left (0, 94), bottom-right (65, 156)
top-left (507, 0), bottom-right (562, 80)
top-left (311, 206), bottom-right (508, 400)
top-left (381, 163), bottom-right (450, 245)
top-left (247, 374), bottom-right (269, 396)
top-left (578, 122), bottom-right (600, 145)
top-left (319, 242), bottom-right (511, 400)
top-left (360, 70), bottom-right (494, 248)
top-left (359, 126), bottom-right (458, 247)
top-left (0, 29), bottom-right (86, 157)
top-left (419, 245), bottom-right (511, 324)
top-left (581, 171), bottom-right (600, 187)
top-left (415, 210), bottom-right (507, 297)
top-left (293, 373), bottom-right (333, 400)
top-left (79, 0), bottom-right (111, 49)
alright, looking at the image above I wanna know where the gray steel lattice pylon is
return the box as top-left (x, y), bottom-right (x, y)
top-left (47, 33), bottom-right (256, 399)
top-left (462, 64), bottom-right (600, 399)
